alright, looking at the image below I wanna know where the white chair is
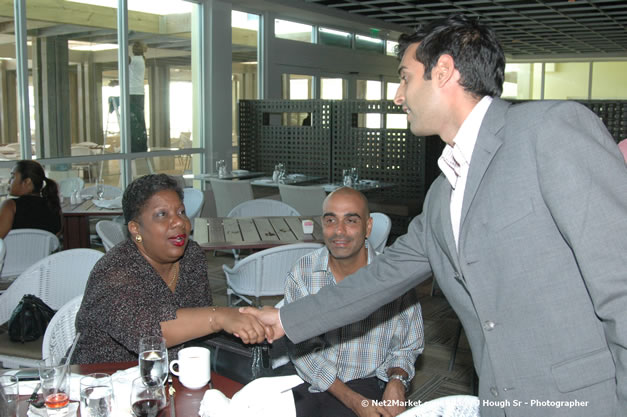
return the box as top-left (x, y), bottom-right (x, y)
top-left (0, 248), bottom-right (103, 368)
top-left (368, 212), bottom-right (392, 253)
top-left (58, 177), bottom-right (85, 198)
top-left (81, 184), bottom-right (123, 200)
top-left (0, 238), bottom-right (6, 293)
top-left (396, 395), bottom-right (479, 417)
top-left (42, 295), bottom-right (83, 362)
top-left (228, 199), bottom-right (301, 217)
top-left (209, 178), bottom-right (254, 217)
top-left (222, 242), bottom-right (323, 306)
top-left (0, 229), bottom-right (60, 280)
top-left (71, 145), bottom-right (95, 182)
top-left (278, 184), bottom-right (327, 217)
top-left (183, 188), bottom-right (205, 226)
top-left (96, 220), bottom-right (127, 251)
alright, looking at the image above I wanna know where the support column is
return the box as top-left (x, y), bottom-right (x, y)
top-left (148, 62), bottom-right (170, 148)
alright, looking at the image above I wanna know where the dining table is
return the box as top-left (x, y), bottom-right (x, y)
top-left (193, 216), bottom-right (324, 250)
top-left (61, 197), bottom-right (123, 249)
top-left (15, 361), bottom-right (244, 417)
top-left (250, 174), bottom-right (326, 187)
top-left (183, 171), bottom-right (266, 181)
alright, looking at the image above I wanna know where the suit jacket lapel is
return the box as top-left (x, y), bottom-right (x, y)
top-left (432, 176), bottom-right (461, 273)
top-left (459, 98), bottom-right (509, 231)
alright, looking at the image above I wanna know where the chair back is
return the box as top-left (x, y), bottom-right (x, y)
top-left (59, 177), bottom-right (85, 198)
top-left (278, 184), bottom-right (326, 217)
top-left (228, 199), bottom-right (300, 217)
top-left (1, 229), bottom-right (60, 279)
top-left (42, 295), bottom-right (83, 362)
top-left (209, 178), bottom-right (254, 217)
top-left (81, 185), bottom-right (123, 200)
top-left (0, 238), bottom-right (6, 274)
top-left (183, 188), bottom-right (205, 225)
top-left (96, 220), bottom-right (127, 251)
top-left (368, 212), bottom-right (392, 253)
top-left (222, 242), bottom-right (323, 306)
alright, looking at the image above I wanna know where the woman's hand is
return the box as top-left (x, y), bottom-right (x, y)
top-left (215, 307), bottom-right (267, 344)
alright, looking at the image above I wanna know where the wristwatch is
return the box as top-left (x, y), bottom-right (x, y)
top-left (388, 374), bottom-right (410, 391)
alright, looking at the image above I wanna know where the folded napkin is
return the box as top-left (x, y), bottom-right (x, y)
top-left (93, 196), bottom-right (123, 209)
top-left (199, 374), bottom-right (303, 417)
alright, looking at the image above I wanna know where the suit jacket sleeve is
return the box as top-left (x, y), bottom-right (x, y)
top-left (280, 212), bottom-right (433, 344)
top-left (535, 101), bottom-right (627, 409)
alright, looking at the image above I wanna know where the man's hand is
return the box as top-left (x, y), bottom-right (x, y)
top-left (381, 379), bottom-right (407, 417)
top-left (239, 306), bottom-right (285, 342)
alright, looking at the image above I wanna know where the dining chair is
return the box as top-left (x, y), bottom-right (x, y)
top-left (96, 220), bottom-right (128, 251)
top-left (368, 212), bottom-right (392, 253)
top-left (71, 145), bottom-right (95, 183)
top-left (58, 177), bottom-right (85, 198)
top-left (41, 295), bottom-right (83, 362)
top-left (0, 229), bottom-right (60, 280)
top-left (209, 178), bottom-right (254, 217)
top-left (227, 199), bottom-right (300, 217)
top-left (278, 184), bottom-right (326, 217)
top-left (222, 242), bottom-right (323, 306)
top-left (0, 248), bottom-right (103, 368)
top-left (183, 188), bottom-right (205, 226)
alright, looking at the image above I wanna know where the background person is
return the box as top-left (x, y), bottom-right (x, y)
top-left (0, 160), bottom-right (61, 238)
top-left (129, 40), bottom-right (148, 152)
top-left (73, 174), bottom-right (265, 364)
top-left (287, 187), bottom-right (423, 417)
top-left (243, 15), bottom-right (627, 417)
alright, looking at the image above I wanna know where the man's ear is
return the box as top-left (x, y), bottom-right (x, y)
top-left (365, 215), bottom-right (374, 238)
top-left (433, 54), bottom-right (455, 87)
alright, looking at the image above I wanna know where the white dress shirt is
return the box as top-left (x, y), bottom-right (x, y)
top-left (437, 96), bottom-right (493, 247)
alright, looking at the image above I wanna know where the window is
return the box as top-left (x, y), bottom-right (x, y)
top-left (386, 40), bottom-right (398, 57)
top-left (356, 80), bottom-right (382, 100)
top-left (544, 62), bottom-right (590, 100)
top-left (320, 78), bottom-right (346, 100)
top-left (319, 27), bottom-right (352, 48)
top-left (501, 63), bottom-right (542, 100)
top-left (355, 35), bottom-right (384, 53)
top-left (282, 74), bottom-right (313, 99)
top-left (591, 62), bottom-right (627, 99)
top-left (275, 19), bottom-right (313, 43)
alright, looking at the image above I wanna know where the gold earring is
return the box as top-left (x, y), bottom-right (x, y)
top-left (135, 235), bottom-right (142, 243)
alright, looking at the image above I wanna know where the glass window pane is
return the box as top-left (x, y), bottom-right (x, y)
top-left (275, 19), bottom-right (313, 43)
top-left (0, 8), bottom-right (20, 160)
top-left (356, 80), bottom-right (382, 100)
top-left (502, 63), bottom-right (543, 100)
top-left (386, 82), bottom-right (399, 100)
top-left (386, 40), bottom-right (398, 57)
top-left (321, 77), bottom-right (346, 100)
top-left (591, 62), bottom-right (627, 99)
top-left (355, 35), bottom-right (384, 53)
top-left (544, 62), bottom-right (589, 100)
top-left (318, 28), bottom-right (351, 48)
top-left (282, 74), bottom-right (312, 99)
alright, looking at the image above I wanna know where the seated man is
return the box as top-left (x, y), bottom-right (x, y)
top-left (285, 187), bottom-right (424, 417)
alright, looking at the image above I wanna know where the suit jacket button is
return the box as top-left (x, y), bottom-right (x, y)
top-left (490, 387), bottom-right (499, 397)
top-left (483, 320), bottom-right (496, 331)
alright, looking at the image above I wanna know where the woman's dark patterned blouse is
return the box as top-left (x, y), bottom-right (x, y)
top-left (73, 238), bottom-right (213, 364)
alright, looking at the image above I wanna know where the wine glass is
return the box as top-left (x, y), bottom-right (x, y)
top-left (95, 179), bottom-right (105, 200)
top-left (130, 377), bottom-right (166, 417)
top-left (80, 373), bottom-right (114, 417)
top-left (138, 336), bottom-right (168, 386)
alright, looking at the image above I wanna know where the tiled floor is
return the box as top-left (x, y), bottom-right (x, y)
top-left (204, 250), bottom-right (475, 402)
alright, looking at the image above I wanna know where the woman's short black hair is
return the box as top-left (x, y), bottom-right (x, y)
top-left (122, 174), bottom-right (183, 224)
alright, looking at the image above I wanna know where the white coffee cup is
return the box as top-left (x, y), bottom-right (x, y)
top-left (169, 347), bottom-right (211, 389)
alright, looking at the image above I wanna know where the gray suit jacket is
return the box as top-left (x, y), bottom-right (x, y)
top-left (281, 98), bottom-right (627, 417)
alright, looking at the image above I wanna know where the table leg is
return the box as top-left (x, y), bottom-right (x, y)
top-left (63, 216), bottom-right (91, 249)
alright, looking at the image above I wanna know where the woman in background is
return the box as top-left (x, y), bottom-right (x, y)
top-left (73, 174), bottom-right (265, 364)
top-left (129, 40), bottom-right (148, 152)
top-left (0, 160), bottom-right (61, 238)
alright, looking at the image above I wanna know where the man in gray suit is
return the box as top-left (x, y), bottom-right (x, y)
top-left (242, 15), bottom-right (627, 417)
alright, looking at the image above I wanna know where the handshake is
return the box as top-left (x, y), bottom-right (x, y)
top-left (225, 306), bottom-right (285, 345)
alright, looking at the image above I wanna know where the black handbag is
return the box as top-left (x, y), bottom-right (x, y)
top-left (7, 294), bottom-right (56, 343)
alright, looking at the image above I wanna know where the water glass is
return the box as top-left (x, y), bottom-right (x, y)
top-left (350, 167), bottom-right (359, 184)
top-left (216, 160), bottom-right (227, 178)
top-left (39, 357), bottom-right (71, 416)
top-left (342, 169), bottom-right (353, 187)
top-left (138, 336), bottom-right (168, 386)
top-left (130, 377), bottom-right (166, 417)
top-left (95, 179), bottom-right (105, 200)
top-left (80, 373), bottom-right (114, 417)
top-left (0, 375), bottom-right (18, 417)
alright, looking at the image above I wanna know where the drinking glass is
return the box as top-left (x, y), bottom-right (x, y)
top-left (0, 375), bottom-right (18, 417)
top-left (342, 169), bottom-right (353, 187)
top-left (39, 357), bottom-right (70, 417)
top-left (130, 377), bottom-right (166, 417)
top-left (138, 336), bottom-right (168, 386)
top-left (80, 373), bottom-right (114, 417)
top-left (95, 179), bottom-right (105, 200)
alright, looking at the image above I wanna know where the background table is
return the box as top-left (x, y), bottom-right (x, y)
top-left (184, 171), bottom-right (265, 181)
top-left (194, 216), bottom-right (323, 250)
top-left (61, 198), bottom-right (123, 249)
top-left (16, 361), bottom-right (243, 417)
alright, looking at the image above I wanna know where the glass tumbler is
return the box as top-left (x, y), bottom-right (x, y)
top-left (80, 373), bottom-right (114, 417)
top-left (0, 375), bottom-right (18, 417)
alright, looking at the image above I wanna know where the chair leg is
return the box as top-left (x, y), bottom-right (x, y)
top-left (448, 321), bottom-right (463, 372)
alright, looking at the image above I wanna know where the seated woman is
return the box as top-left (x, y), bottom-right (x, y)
top-left (73, 174), bottom-right (266, 364)
top-left (0, 160), bottom-right (61, 238)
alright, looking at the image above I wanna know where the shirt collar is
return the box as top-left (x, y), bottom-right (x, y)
top-left (438, 96), bottom-right (493, 188)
